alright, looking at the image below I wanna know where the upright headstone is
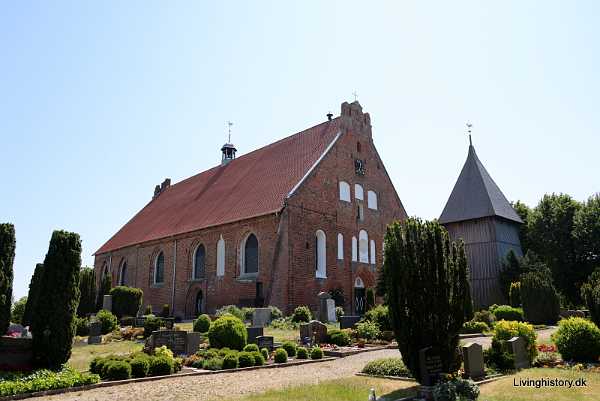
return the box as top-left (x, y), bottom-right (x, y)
top-left (252, 308), bottom-right (272, 327)
top-left (256, 335), bottom-right (274, 351)
top-left (418, 347), bottom-right (443, 386)
top-left (149, 330), bottom-right (188, 355)
top-left (186, 332), bottom-right (203, 355)
top-left (300, 320), bottom-right (328, 344)
top-left (462, 342), bottom-right (485, 379)
top-left (247, 326), bottom-right (264, 344)
top-left (326, 299), bottom-right (337, 322)
top-left (507, 336), bottom-right (529, 369)
top-left (317, 292), bottom-right (331, 323)
top-left (339, 315), bottom-right (361, 329)
top-left (102, 295), bottom-right (112, 312)
top-left (88, 322), bottom-right (102, 345)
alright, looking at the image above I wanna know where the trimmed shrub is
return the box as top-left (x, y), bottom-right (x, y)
top-left (208, 315), bottom-right (247, 350)
top-left (105, 360), bottom-right (131, 380)
top-left (484, 339), bottom-right (515, 372)
top-left (75, 316), bottom-right (89, 336)
top-left (215, 304), bottom-right (244, 321)
top-left (174, 357), bottom-right (183, 372)
top-left (0, 223), bottom-right (15, 335)
top-left (31, 230), bottom-right (82, 369)
top-left (327, 329), bottom-right (352, 346)
top-left (154, 345), bottom-right (174, 360)
top-left (109, 286), bottom-right (143, 319)
top-left (310, 346), bottom-right (324, 359)
top-left (521, 270), bottom-right (560, 324)
top-left (96, 309), bottom-right (118, 334)
top-left (493, 320), bottom-right (537, 363)
top-left (473, 310), bottom-right (495, 327)
top-left (222, 353), bottom-right (238, 369)
top-left (581, 269), bottom-right (600, 327)
top-left (252, 351), bottom-right (265, 366)
top-left (274, 348), bottom-right (288, 363)
top-left (291, 306), bottom-right (312, 323)
top-left (202, 358), bottom-right (223, 370)
top-left (144, 315), bottom-right (162, 338)
top-left (363, 305), bottom-right (392, 332)
top-left (23, 263), bottom-right (44, 326)
top-left (355, 321), bottom-right (380, 340)
top-left (433, 377), bottom-right (480, 401)
top-left (237, 351), bottom-right (255, 368)
top-left (77, 267), bottom-right (96, 317)
top-left (243, 343), bottom-right (259, 353)
top-left (552, 317), bottom-right (600, 362)
top-left (361, 358), bottom-right (410, 377)
top-left (335, 306), bottom-right (345, 320)
top-left (509, 282), bottom-right (521, 307)
top-left (148, 356), bottom-right (174, 376)
top-left (296, 346), bottom-right (308, 359)
top-left (261, 348), bottom-right (269, 360)
top-left (193, 314), bottom-right (211, 333)
top-left (460, 320), bottom-right (489, 334)
top-left (492, 305), bottom-right (524, 322)
top-left (242, 307), bottom-right (255, 321)
top-left (269, 305), bottom-right (283, 320)
top-left (130, 357), bottom-right (150, 378)
top-left (281, 341), bottom-right (297, 357)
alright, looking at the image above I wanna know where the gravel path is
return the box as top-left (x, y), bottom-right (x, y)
top-left (462, 326), bottom-right (557, 349)
top-left (40, 349), bottom-right (402, 401)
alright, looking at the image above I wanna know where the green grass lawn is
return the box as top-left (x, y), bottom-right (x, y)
top-left (219, 377), bottom-right (418, 401)
top-left (68, 340), bottom-right (143, 372)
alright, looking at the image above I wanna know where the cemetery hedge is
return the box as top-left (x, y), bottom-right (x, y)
top-left (109, 286), bottom-right (143, 319)
top-left (0, 366), bottom-right (99, 397)
top-left (90, 346), bottom-right (182, 381)
top-left (491, 305), bottom-right (524, 322)
top-left (31, 230), bottom-right (82, 370)
top-left (0, 223), bottom-right (16, 335)
top-left (381, 218), bottom-right (472, 384)
top-left (361, 358), bottom-right (410, 377)
top-left (552, 317), bottom-right (600, 362)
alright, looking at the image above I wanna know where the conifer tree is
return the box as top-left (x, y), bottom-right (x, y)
top-left (77, 267), bottom-right (96, 317)
top-left (23, 263), bottom-right (44, 326)
top-left (0, 223), bottom-right (16, 334)
top-left (96, 270), bottom-right (112, 311)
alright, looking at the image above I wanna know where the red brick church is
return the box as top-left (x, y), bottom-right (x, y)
top-left (94, 101), bottom-right (407, 318)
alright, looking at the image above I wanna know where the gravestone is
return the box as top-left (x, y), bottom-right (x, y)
top-left (247, 326), bottom-right (264, 344)
top-left (252, 308), bottom-right (272, 327)
top-left (148, 330), bottom-right (188, 355)
top-left (418, 347), bottom-right (443, 386)
top-left (339, 315), bottom-right (361, 329)
top-left (134, 317), bottom-right (146, 328)
top-left (256, 335), bottom-right (274, 351)
top-left (326, 299), bottom-right (337, 322)
top-left (186, 332), bottom-right (203, 355)
top-left (299, 320), bottom-right (328, 344)
top-left (0, 337), bottom-right (33, 371)
top-left (462, 342), bottom-right (485, 379)
top-left (508, 336), bottom-right (529, 369)
top-left (102, 295), bottom-right (112, 312)
top-left (88, 322), bottom-right (102, 345)
top-left (317, 292), bottom-right (332, 323)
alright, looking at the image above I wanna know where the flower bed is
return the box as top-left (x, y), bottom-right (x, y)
top-left (0, 365), bottom-right (99, 397)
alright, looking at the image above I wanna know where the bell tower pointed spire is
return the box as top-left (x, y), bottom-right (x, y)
top-left (221, 121), bottom-right (237, 165)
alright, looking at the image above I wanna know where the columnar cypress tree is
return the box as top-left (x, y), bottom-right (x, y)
top-left (77, 267), bottom-right (96, 317)
top-left (0, 223), bottom-right (16, 334)
top-left (96, 271), bottom-right (112, 311)
top-left (521, 268), bottom-right (560, 324)
top-left (31, 231), bottom-right (81, 369)
top-left (382, 218), bottom-right (472, 384)
top-left (23, 263), bottom-right (44, 326)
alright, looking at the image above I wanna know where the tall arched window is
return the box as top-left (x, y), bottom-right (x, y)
top-left (355, 184), bottom-right (364, 201)
top-left (216, 235), bottom-right (225, 277)
top-left (154, 252), bottom-right (165, 284)
top-left (368, 190), bottom-right (378, 210)
top-left (193, 244), bottom-right (206, 280)
top-left (370, 240), bottom-right (376, 265)
top-left (352, 236), bottom-right (358, 262)
top-left (102, 262), bottom-right (109, 278)
top-left (241, 233), bottom-right (259, 275)
top-left (119, 261), bottom-right (127, 286)
top-left (337, 233), bottom-right (344, 260)
top-left (359, 230), bottom-right (369, 263)
top-left (339, 181), bottom-right (351, 202)
top-left (315, 230), bottom-right (327, 278)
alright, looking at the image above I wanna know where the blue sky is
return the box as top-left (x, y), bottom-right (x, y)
top-left (2, 1), bottom-right (599, 299)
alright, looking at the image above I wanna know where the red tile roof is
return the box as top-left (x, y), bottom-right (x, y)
top-left (95, 118), bottom-right (341, 254)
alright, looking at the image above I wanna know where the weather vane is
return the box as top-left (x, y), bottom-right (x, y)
top-left (466, 122), bottom-right (473, 146)
top-left (352, 91), bottom-right (358, 102)
top-left (227, 121), bottom-right (233, 143)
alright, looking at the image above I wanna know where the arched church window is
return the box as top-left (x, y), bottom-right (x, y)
top-left (359, 230), bottom-right (369, 263)
top-left (370, 240), bottom-right (376, 265)
top-left (352, 236), bottom-right (358, 262)
top-left (154, 252), bottom-right (165, 284)
top-left (216, 235), bottom-right (225, 277)
top-left (339, 181), bottom-right (351, 202)
top-left (119, 260), bottom-right (127, 286)
top-left (368, 190), bottom-right (378, 210)
top-left (315, 230), bottom-right (327, 278)
top-left (241, 233), bottom-right (259, 275)
top-left (337, 233), bottom-right (344, 260)
top-left (355, 184), bottom-right (364, 201)
top-left (193, 244), bottom-right (205, 280)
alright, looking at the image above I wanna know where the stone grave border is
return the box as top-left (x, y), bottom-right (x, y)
top-left (323, 344), bottom-right (395, 358)
top-left (0, 356), bottom-right (337, 401)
